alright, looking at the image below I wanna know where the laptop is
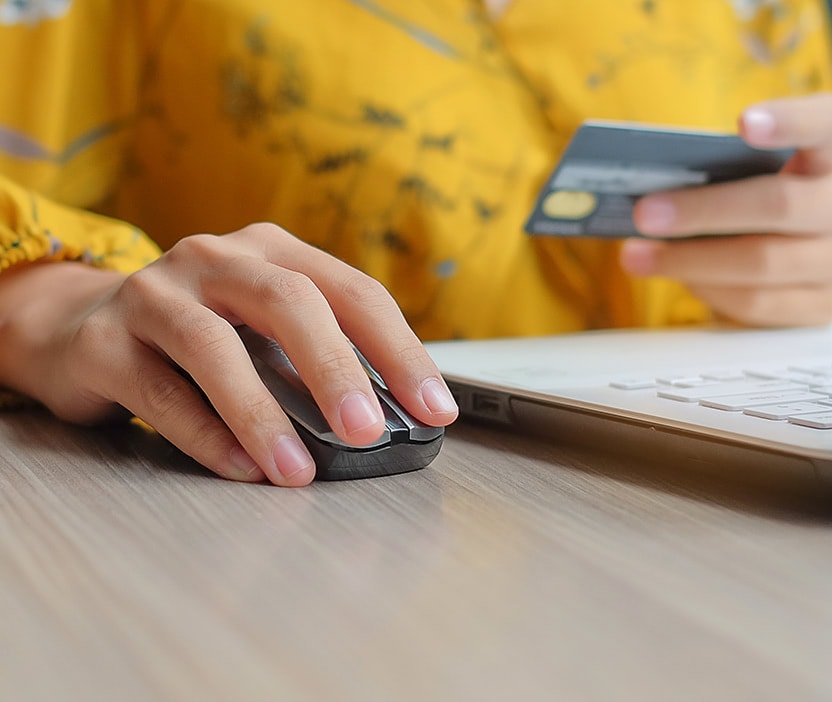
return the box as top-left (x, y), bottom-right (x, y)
top-left (426, 325), bottom-right (832, 487)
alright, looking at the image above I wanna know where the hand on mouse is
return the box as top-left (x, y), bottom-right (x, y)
top-left (0, 223), bottom-right (458, 486)
top-left (622, 91), bottom-right (832, 327)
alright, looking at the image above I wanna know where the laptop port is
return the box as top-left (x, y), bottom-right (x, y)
top-left (471, 392), bottom-right (510, 423)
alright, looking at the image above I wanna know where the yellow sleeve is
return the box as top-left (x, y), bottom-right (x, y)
top-left (0, 2), bottom-right (161, 275)
top-left (0, 172), bottom-right (160, 273)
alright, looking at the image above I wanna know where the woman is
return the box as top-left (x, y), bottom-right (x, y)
top-left (1, 0), bottom-right (831, 485)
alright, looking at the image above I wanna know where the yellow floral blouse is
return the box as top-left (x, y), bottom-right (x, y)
top-left (1, 0), bottom-right (830, 342)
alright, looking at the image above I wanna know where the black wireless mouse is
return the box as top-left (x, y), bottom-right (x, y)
top-left (237, 326), bottom-right (444, 481)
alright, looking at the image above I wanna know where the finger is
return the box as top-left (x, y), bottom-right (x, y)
top-left (739, 93), bottom-right (832, 152)
top-left (740, 93), bottom-right (832, 176)
top-left (120, 273), bottom-right (316, 486)
top-left (689, 283), bottom-right (832, 328)
top-left (621, 234), bottom-right (832, 287)
top-left (195, 253), bottom-right (389, 446)
top-left (310, 267), bottom-right (459, 427)
top-left (633, 172), bottom-right (831, 237)
top-left (100, 340), bottom-right (268, 483)
top-left (229, 224), bottom-right (458, 427)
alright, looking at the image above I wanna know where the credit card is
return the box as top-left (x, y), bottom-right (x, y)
top-left (524, 120), bottom-right (794, 238)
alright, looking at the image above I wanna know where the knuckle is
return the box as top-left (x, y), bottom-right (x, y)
top-left (117, 268), bottom-right (192, 325)
top-left (186, 427), bottom-right (235, 474)
top-left (166, 233), bottom-right (224, 265)
top-left (71, 314), bottom-right (110, 352)
top-left (744, 236), bottom-right (780, 279)
top-left (118, 266), bottom-right (165, 306)
top-left (338, 270), bottom-right (394, 310)
top-left (391, 343), bottom-right (431, 373)
top-left (232, 392), bottom-right (281, 432)
top-left (137, 371), bottom-right (191, 423)
top-left (238, 221), bottom-right (289, 241)
top-left (310, 345), bottom-right (363, 391)
top-left (165, 409), bottom-right (232, 466)
top-left (761, 177), bottom-right (799, 225)
top-left (251, 269), bottom-right (321, 308)
top-left (170, 315), bottom-right (235, 361)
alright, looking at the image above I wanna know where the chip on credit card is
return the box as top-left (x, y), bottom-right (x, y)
top-left (524, 120), bottom-right (794, 238)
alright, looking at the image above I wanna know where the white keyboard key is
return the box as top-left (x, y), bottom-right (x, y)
top-left (789, 363), bottom-right (832, 374)
top-left (701, 391), bottom-right (826, 412)
top-left (743, 401), bottom-right (832, 420)
top-left (610, 378), bottom-right (657, 390)
top-left (743, 368), bottom-right (819, 384)
top-left (660, 377), bottom-right (720, 388)
top-left (657, 380), bottom-right (801, 403)
top-left (809, 384), bottom-right (832, 394)
top-left (788, 412), bottom-right (832, 429)
top-left (700, 370), bottom-right (747, 382)
top-left (655, 375), bottom-right (710, 386)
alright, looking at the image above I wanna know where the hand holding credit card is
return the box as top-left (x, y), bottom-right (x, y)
top-left (524, 120), bottom-right (793, 238)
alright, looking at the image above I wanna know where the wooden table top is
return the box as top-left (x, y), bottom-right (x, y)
top-left (1, 410), bottom-right (830, 702)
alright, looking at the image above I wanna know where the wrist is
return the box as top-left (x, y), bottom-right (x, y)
top-left (0, 262), bottom-right (125, 400)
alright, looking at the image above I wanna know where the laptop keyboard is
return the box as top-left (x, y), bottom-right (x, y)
top-left (611, 364), bottom-right (832, 430)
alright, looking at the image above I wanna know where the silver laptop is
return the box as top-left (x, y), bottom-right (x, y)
top-left (426, 326), bottom-right (832, 486)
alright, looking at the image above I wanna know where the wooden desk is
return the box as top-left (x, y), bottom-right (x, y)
top-left (1, 411), bottom-right (830, 702)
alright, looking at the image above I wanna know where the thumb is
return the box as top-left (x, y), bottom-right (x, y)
top-left (739, 93), bottom-right (832, 175)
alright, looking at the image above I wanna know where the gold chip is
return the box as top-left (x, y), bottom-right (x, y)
top-left (542, 190), bottom-right (598, 220)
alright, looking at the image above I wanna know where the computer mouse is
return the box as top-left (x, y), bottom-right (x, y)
top-left (236, 326), bottom-right (444, 481)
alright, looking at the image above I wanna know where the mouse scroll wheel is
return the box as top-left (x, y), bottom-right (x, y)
top-left (353, 348), bottom-right (411, 442)
top-left (379, 393), bottom-right (443, 444)
top-left (380, 398), bottom-right (412, 443)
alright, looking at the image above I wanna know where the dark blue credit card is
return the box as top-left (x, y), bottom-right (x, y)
top-left (524, 120), bottom-right (794, 238)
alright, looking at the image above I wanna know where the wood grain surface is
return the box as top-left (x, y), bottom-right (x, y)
top-left (1, 410), bottom-right (830, 702)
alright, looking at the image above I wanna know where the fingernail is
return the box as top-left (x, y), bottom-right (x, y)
top-left (637, 197), bottom-right (676, 235)
top-left (742, 107), bottom-right (777, 141)
top-left (272, 436), bottom-right (314, 479)
top-left (338, 392), bottom-right (382, 436)
top-left (230, 446), bottom-right (265, 480)
top-left (421, 378), bottom-right (458, 415)
top-left (620, 240), bottom-right (657, 276)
